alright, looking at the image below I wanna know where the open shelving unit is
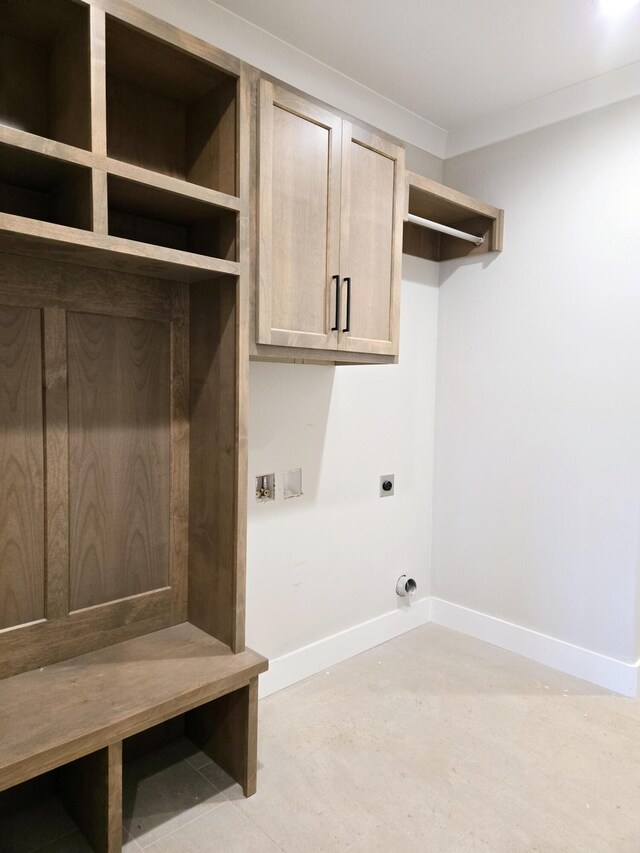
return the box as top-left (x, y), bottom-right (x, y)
top-left (0, 0), bottom-right (92, 149)
top-left (403, 170), bottom-right (504, 262)
top-left (0, 1), bottom-right (264, 851)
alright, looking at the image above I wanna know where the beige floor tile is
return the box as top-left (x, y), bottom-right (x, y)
top-left (5, 624), bottom-right (640, 853)
top-left (123, 744), bottom-right (226, 847)
top-left (141, 802), bottom-right (282, 852)
top-left (172, 737), bottom-right (214, 771)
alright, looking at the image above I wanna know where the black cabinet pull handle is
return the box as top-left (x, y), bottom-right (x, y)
top-left (330, 275), bottom-right (340, 331)
top-left (342, 277), bottom-right (351, 333)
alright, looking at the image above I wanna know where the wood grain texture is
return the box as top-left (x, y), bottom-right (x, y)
top-left (0, 622), bottom-right (267, 791)
top-left (107, 74), bottom-right (186, 180)
top-left (0, 124), bottom-right (94, 168)
top-left (403, 170), bottom-right (504, 261)
top-left (68, 312), bottom-right (171, 610)
top-left (187, 76), bottom-right (237, 195)
top-left (59, 742), bottom-right (122, 853)
top-left (233, 64), bottom-right (251, 652)
top-left (0, 587), bottom-right (174, 681)
top-left (338, 123), bottom-right (404, 356)
top-left (257, 80), bottom-right (341, 350)
top-left (103, 157), bottom-right (241, 212)
top-left (0, 306), bottom-right (45, 629)
top-left (186, 676), bottom-right (258, 797)
top-left (90, 0), bottom-right (241, 77)
top-left (106, 174), bottom-right (238, 260)
top-left (51, 7), bottom-right (92, 150)
top-left (0, 252), bottom-right (177, 322)
top-left (92, 169), bottom-right (109, 233)
top-left (169, 286), bottom-right (189, 624)
top-left (0, 32), bottom-right (48, 139)
top-left (0, 142), bottom-right (93, 230)
top-left (0, 213), bottom-right (240, 282)
top-left (189, 279), bottom-right (242, 650)
top-left (0, 0), bottom-right (90, 149)
top-left (43, 308), bottom-right (70, 621)
top-left (90, 5), bottom-right (108, 156)
top-left (106, 15), bottom-right (238, 193)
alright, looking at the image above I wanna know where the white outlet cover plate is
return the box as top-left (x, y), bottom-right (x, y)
top-left (283, 468), bottom-right (303, 499)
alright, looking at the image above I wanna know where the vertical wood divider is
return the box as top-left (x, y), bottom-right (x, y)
top-left (92, 170), bottom-right (109, 234)
top-left (170, 286), bottom-right (190, 622)
top-left (90, 6), bottom-right (109, 235)
top-left (234, 66), bottom-right (251, 653)
top-left (58, 741), bottom-right (123, 853)
top-left (90, 6), bottom-right (108, 157)
top-left (186, 677), bottom-right (258, 797)
top-left (43, 308), bottom-right (70, 622)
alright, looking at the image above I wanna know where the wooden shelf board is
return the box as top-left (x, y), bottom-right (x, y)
top-left (104, 158), bottom-right (242, 213)
top-left (0, 125), bottom-right (94, 169)
top-left (405, 170), bottom-right (501, 223)
top-left (403, 170), bottom-right (504, 261)
top-left (0, 214), bottom-right (240, 282)
top-left (0, 622), bottom-right (268, 792)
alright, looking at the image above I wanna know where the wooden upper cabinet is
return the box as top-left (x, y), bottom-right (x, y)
top-left (338, 123), bottom-right (403, 356)
top-left (258, 80), bottom-right (341, 350)
top-left (257, 80), bottom-right (404, 360)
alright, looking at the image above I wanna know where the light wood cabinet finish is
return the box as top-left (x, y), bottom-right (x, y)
top-left (258, 80), bottom-right (341, 350)
top-left (338, 123), bottom-right (403, 355)
top-left (257, 80), bottom-right (404, 360)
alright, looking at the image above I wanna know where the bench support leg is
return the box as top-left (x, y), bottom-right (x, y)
top-left (59, 742), bottom-right (122, 853)
top-left (186, 677), bottom-right (259, 797)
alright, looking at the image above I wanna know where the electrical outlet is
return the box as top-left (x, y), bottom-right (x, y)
top-left (380, 474), bottom-right (394, 497)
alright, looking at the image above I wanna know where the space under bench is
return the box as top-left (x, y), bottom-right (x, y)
top-left (0, 624), bottom-right (268, 853)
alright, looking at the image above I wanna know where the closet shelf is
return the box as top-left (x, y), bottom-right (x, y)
top-left (403, 170), bottom-right (504, 262)
top-left (0, 213), bottom-right (240, 282)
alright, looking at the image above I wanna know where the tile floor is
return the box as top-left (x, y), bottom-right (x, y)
top-left (3, 624), bottom-right (640, 852)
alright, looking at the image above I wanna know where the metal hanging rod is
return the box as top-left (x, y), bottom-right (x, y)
top-left (407, 212), bottom-right (484, 246)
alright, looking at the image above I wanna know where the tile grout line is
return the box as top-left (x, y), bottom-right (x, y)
top-left (134, 799), bottom-right (228, 851)
top-left (226, 799), bottom-right (288, 852)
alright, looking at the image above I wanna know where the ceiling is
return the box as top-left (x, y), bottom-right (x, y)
top-left (213, 0), bottom-right (640, 132)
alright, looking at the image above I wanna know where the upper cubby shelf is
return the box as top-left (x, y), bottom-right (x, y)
top-left (106, 16), bottom-right (238, 195)
top-left (0, 0), bottom-right (91, 150)
top-left (0, 140), bottom-right (92, 231)
top-left (403, 170), bottom-right (504, 262)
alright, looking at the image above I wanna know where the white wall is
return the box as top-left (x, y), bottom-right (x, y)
top-left (247, 256), bottom-right (439, 692)
top-left (435, 97), bottom-right (640, 668)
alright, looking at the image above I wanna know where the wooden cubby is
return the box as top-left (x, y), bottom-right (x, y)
top-left (403, 170), bottom-right (504, 262)
top-left (0, 1), bottom-right (264, 851)
top-left (0, 0), bottom-right (91, 149)
top-left (106, 15), bottom-right (238, 194)
top-left (0, 141), bottom-right (92, 230)
top-left (107, 175), bottom-right (238, 261)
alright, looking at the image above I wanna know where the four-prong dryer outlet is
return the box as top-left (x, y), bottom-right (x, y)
top-left (380, 475), bottom-right (394, 497)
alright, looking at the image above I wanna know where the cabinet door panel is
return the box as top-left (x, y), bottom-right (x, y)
top-left (0, 306), bottom-right (45, 629)
top-left (258, 80), bottom-right (341, 349)
top-left (68, 312), bottom-right (171, 611)
top-left (339, 123), bottom-right (404, 355)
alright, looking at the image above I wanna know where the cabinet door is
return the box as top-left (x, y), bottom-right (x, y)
top-left (258, 80), bottom-right (342, 350)
top-left (338, 123), bottom-right (404, 356)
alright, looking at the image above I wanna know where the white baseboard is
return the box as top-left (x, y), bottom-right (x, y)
top-left (431, 597), bottom-right (640, 698)
top-left (258, 597), bottom-right (432, 698)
